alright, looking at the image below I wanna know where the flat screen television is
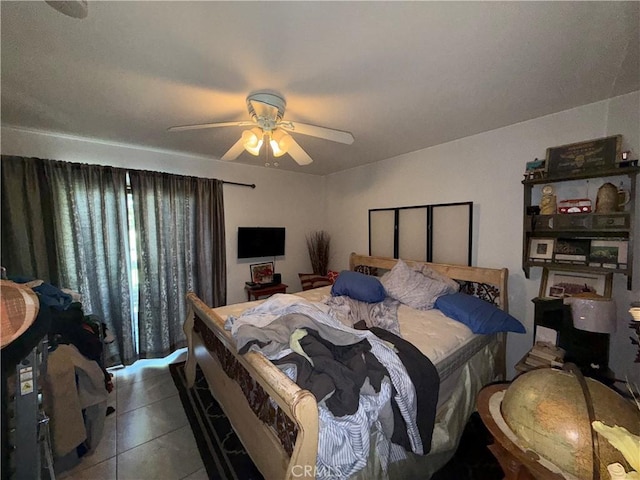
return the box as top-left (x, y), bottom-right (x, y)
top-left (237, 227), bottom-right (285, 259)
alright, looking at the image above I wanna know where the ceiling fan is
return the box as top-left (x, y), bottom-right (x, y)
top-left (168, 91), bottom-right (354, 165)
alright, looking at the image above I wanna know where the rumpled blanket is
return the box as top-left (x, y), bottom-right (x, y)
top-left (361, 323), bottom-right (440, 454)
top-left (272, 325), bottom-right (388, 417)
top-left (227, 293), bottom-right (421, 479)
top-left (325, 295), bottom-right (401, 336)
top-left (236, 310), bottom-right (367, 357)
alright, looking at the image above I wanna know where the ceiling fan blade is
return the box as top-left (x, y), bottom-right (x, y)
top-left (220, 137), bottom-right (246, 162)
top-left (280, 121), bottom-right (354, 145)
top-left (167, 120), bottom-right (254, 132)
top-left (286, 137), bottom-right (313, 166)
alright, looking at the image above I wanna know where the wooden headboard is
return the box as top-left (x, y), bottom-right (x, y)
top-left (348, 252), bottom-right (509, 312)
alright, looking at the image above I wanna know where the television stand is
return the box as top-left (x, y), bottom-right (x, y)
top-left (245, 283), bottom-right (288, 301)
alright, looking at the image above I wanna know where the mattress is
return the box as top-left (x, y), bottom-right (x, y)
top-left (294, 286), bottom-right (493, 409)
top-left (293, 286), bottom-right (491, 376)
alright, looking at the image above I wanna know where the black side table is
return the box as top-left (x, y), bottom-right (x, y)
top-left (531, 297), bottom-right (615, 386)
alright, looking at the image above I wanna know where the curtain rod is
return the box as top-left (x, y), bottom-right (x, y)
top-left (8, 155), bottom-right (257, 189)
top-left (223, 180), bottom-right (255, 189)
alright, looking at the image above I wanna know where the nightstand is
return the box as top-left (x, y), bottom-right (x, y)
top-left (526, 297), bottom-right (617, 386)
top-left (245, 283), bottom-right (288, 301)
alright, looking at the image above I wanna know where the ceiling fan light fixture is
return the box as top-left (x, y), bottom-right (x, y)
top-left (45, 0), bottom-right (88, 19)
top-left (169, 89), bottom-right (354, 166)
top-left (270, 130), bottom-right (292, 157)
top-left (242, 128), bottom-right (264, 156)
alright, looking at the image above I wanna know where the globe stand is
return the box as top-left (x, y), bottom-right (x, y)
top-left (561, 363), bottom-right (601, 480)
top-left (478, 367), bottom-right (638, 480)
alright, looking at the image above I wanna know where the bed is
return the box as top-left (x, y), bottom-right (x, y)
top-left (183, 253), bottom-right (514, 479)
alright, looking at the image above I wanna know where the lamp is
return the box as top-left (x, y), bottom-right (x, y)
top-left (241, 128), bottom-right (293, 158)
top-left (242, 128), bottom-right (264, 156)
top-left (564, 296), bottom-right (617, 333)
top-left (269, 130), bottom-right (292, 157)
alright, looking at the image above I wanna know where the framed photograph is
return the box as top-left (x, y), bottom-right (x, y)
top-left (545, 135), bottom-right (621, 176)
top-left (539, 268), bottom-right (612, 298)
top-left (589, 239), bottom-right (628, 267)
top-left (526, 158), bottom-right (545, 172)
top-left (524, 158), bottom-right (546, 180)
top-left (553, 238), bottom-right (590, 262)
top-left (529, 238), bottom-right (554, 261)
top-left (250, 262), bottom-right (274, 284)
top-left (548, 286), bottom-right (565, 298)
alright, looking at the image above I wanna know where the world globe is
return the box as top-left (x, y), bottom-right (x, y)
top-left (500, 368), bottom-right (640, 479)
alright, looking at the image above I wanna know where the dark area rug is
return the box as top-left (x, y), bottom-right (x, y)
top-left (169, 361), bottom-right (263, 480)
top-left (170, 361), bottom-right (503, 479)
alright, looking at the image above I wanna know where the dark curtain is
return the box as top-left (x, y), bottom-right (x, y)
top-left (128, 170), bottom-right (225, 359)
top-left (1, 156), bottom-right (226, 364)
top-left (1, 156), bottom-right (59, 283)
top-left (194, 177), bottom-right (226, 307)
top-left (46, 161), bottom-right (134, 365)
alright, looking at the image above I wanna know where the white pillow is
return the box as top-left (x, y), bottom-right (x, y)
top-left (416, 265), bottom-right (460, 293)
top-left (381, 259), bottom-right (454, 310)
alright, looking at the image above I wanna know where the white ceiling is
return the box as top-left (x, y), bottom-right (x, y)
top-left (2, 1), bottom-right (638, 176)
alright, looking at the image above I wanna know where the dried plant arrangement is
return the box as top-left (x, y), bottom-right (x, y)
top-left (306, 231), bottom-right (331, 276)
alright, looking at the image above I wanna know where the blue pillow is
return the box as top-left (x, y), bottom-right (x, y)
top-left (331, 270), bottom-right (386, 303)
top-left (435, 293), bottom-right (525, 334)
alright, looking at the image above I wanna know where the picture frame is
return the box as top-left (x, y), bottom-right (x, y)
top-left (545, 135), bottom-right (621, 176)
top-left (529, 238), bottom-right (555, 261)
top-left (548, 286), bottom-right (565, 298)
top-left (553, 238), bottom-right (591, 263)
top-left (539, 268), bottom-right (612, 298)
top-left (524, 158), bottom-right (546, 180)
top-left (250, 262), bottom-right (274, 284)
top-left (535, 325), bottom-right (559, 346)
top-left (588, 239), bottom-right (628, 268)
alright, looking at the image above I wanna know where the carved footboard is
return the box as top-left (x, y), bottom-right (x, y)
top-left (183, 293), bottom-right (319, 480)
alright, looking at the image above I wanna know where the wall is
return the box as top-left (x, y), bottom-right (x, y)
top-left (325, 91), bottom-right (640, 383)
top-left (0, 126), bottom-right (326, 304)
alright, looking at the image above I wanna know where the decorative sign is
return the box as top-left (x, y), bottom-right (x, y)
top-left (545, 135), bottom-right (621, 176)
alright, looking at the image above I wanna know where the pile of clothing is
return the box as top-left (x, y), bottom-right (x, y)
top-left (10, 278), bottom-right (114, 464)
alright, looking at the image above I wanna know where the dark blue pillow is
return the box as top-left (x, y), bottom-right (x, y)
top-left (331, 270), bottom-right (386, 303)
top-left (435, 292), bottom-right (525, 334)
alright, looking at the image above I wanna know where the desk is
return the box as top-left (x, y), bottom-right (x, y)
top-left (477, 383), bottom-right (565, 480)
top-left (245, 283), bottom-right (288, 301)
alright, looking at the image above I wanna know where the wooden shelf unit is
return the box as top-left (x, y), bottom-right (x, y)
top-left (522, 166), bottom-right (639, 290)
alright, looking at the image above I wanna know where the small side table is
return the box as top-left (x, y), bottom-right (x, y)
top-left (245, 283), bottom-right (288, 301)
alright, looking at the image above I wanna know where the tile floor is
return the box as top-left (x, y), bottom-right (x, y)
top-left (59, 349), bottom-right (207, 480)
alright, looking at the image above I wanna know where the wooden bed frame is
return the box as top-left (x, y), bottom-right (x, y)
top-left (183, 253), bottom-right (509, 479)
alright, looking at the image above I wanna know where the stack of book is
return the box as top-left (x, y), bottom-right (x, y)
top-left (524, 342), bottom-right (565, 368)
